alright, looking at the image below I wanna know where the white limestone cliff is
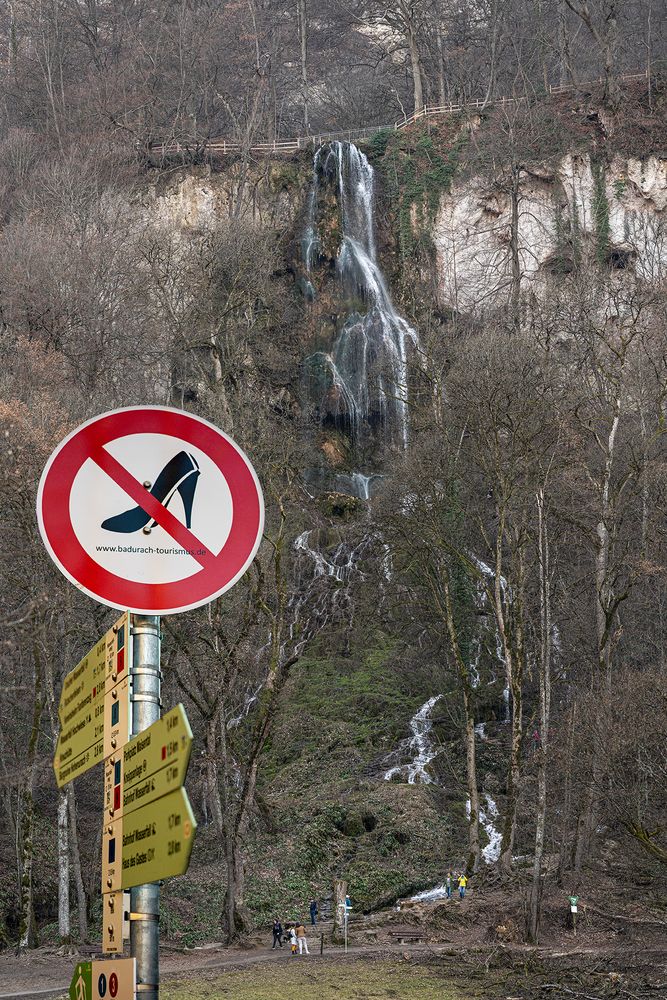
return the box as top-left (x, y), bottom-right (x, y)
top-left (433, 153), bottom-right (667, 315)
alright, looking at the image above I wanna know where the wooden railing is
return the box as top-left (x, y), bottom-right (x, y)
top-left (146, 71), bottom-right (649, 159)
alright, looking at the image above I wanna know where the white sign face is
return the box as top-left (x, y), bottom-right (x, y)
top-left (69, 434), bottom-right (233, 585)
top-left (37, 407), bottom-right (264, 614)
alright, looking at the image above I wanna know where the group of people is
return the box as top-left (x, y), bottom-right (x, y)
top-left (271, 900), bottom-right (319, 955)
top-left (445, 871), bottom-right (468, 899)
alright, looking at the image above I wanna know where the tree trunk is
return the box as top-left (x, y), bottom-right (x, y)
top-left (41, 634), bottom-right (70, 944)
top-left (441, 573), bottom-right (480, 872)
top-left (332, 879), bottom-right (348, 943)
top-left (573, 403), bottom-right (621, 868)
top-left (596, 403), bottom-right (620, 687)
top-left (205, 714), bottom-right (224, 834)
top-left (435, 26), bottom-right (447, 105)
top-left (68, 786), bottom-right (88, 941)
top-left (601, 6), bottom-right (620, 109)
top-left (528, 490), bottom-right (552, 943)
top-left (558, 1), bottom-right (575, 85)
top-left (57, 791), bottom-right (70, 942)
top-left (558, 702), bottom-right (576, 885)
top-left (497, 529), bottom-right (525, 874)
top-left (509, 163), bottom-right (522, 333)
top-left (407, 26), bottom-right (425, 113)
top-left (297, 0), bottom-right (309, 131)
top-left (18, 783), bottom-right (37, 950)
top-left (18, 667), bottom-right (43, 950)
top-left (464, 694), bottom-right (481, 872)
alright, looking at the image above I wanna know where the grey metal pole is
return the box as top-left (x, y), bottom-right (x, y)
top-left (130, 614), bottom-right (161, 999)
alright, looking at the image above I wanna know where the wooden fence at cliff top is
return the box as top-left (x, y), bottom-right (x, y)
top-left (146, 71), bottom-right (649, 160)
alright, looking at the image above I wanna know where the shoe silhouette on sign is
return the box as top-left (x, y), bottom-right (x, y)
top-left (101, 451), bottom-right (200, 533)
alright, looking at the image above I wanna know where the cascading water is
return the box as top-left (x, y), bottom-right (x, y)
top-left (466, 793), bottom-right (502, 864)
top-left (383, 695), bottom-right (442, 784)
top-left (303, 142), bottom-right (418, 450)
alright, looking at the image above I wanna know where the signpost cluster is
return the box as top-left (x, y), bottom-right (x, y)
top-left (37, 407), bottom-right (264, 1000)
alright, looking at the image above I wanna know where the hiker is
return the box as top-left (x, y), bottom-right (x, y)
top-left (271, 918), bottom-right (283, 949)
top-left (458, 873), bottom-right (468, 899)
top-left (446, 871), bottom-right (453, 899)
top-left (309, 899), bottom-right (318, 925)
top-left (295, 921), bottom-right (310, 955)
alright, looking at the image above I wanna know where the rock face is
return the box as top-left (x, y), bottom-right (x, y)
top-left (141, 147), bottom-right (667, 329)
top-left (142, 161), bottom-right (309, 230)
top-left (433, 153), bottom-right (667, 314)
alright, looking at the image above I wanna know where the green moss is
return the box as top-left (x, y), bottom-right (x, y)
top-left (366, 127), bottom-right (395, 159)
top-left (613, 177), bottom-right (627, 201)
top-left (376, 125), bottom-right (466, 263)
top-left (592, 159), bottom-right (611, 265)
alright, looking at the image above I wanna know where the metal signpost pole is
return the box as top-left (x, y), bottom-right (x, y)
top-left (130, 614), bottom-right (161, 1000)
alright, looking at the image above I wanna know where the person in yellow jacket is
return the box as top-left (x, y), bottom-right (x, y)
top-left (458, 873), bottom-right (468, 899)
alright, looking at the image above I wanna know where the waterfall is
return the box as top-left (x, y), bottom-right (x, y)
top-left (471, 556), bottom-right (510, 714)
top-left (294, 529), bottom-right (371, 584)
top-left (479, 795), bottom-right (502, 863)
top-left (303, 142), bottom-right (418, 449)
top-left (383, 695), bottom-right (442, 784)
top-left (333, 471), bottom-right (385, 500)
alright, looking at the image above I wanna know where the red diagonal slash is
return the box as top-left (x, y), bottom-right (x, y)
top-left (92, 446), bottom-right (216, 571)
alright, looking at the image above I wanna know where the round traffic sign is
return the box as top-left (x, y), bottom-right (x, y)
top-left (37, 407), bottom-right (264, 614)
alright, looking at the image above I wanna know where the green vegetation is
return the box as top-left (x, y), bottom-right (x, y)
top-left (161, 959), bottom-right (475, 1000)
top-left (240, 639), bottom-right (458, 921)
top-left (592, 159), bottom-right (611, 265)
top-left (613, 177), bottom-right (627, 201)
top-left (368, 125), bottom-right (465, 261)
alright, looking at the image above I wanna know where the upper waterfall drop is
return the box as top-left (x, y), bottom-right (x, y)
top-left (303, 141), bottom-right (419, 450)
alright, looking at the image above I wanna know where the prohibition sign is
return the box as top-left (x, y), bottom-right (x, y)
top-left (37, 407), bottom-right (264, 614)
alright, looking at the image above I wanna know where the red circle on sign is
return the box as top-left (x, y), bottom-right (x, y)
top-left (109, 972), bottom-right (118, 998)
top-left (36, 407), bottom-right (264, 614)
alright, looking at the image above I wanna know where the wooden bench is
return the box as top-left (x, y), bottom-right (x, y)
top-left (388, 929), bottom-right (425, 944)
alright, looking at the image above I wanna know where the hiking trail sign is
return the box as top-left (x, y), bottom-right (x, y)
top-left (104, 703), bottom-right (193, 822)
top-left (37, 406), bottom-right (264, 614)
top-left (103, 786), bottom-right (197, 891)
top-left (69, 957), bottom-right (136, 1000)
top-left (54, 613), bottom-right (130, 787)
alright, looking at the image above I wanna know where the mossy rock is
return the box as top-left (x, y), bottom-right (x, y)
top-left (319, 492), bottom-right (362, 519)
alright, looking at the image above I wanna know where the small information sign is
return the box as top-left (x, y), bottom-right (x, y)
top-left (69, 958), bottom-right (135, 1000)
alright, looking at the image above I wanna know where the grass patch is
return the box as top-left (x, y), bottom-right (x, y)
top-left (161, 957), bottom-right (475, 999)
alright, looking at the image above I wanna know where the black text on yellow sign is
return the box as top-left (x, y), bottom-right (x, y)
top-left (103, 786), bottom-right (197, 891)
top-left (53, 613), bottom-right (130, 788)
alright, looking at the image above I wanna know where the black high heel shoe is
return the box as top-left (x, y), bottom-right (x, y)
top-left (101, 451), bottom-right (200, 533)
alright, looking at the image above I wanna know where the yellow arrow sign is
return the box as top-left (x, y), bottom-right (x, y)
top-left (102, 787), bottom-right (197, 889)
top-left (54, 613), bottom-right (130, 788)
top-left (122, 704), bottom-right (193, 817)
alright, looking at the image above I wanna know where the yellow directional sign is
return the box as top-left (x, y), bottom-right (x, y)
top-left (122, 704), bottom-right (193, 817)
top-left (103, 787), bottom-right (197, 890)
top-left (55, 737), bottom-right (106, 787)
top-left (54, 613), bottom-right (130, 788)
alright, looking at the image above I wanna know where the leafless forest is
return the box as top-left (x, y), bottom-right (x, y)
top-left (0, 0), bottom-right (666, 958)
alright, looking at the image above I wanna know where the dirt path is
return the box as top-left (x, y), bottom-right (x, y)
top-left (0, 941), bottom-right (423, 999)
